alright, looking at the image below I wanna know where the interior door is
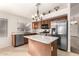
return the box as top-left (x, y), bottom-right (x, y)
top-left (0, 18), bottom-right (8, 48)
top-left (0, 18), bottom-right (8, 37)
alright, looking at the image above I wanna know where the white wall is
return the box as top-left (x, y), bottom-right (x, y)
top-left (70, 23), bottom-right (78, 36)
top-left (67, 3), bottom-right (71, 52)
top-left (71, 4), bottom-right (79, 16)
top-left (0, 11), bottom-right (32, 48)
top-left (70, 3), bottom-right (79, 37)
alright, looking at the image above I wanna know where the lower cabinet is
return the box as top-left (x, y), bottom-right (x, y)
top-left (12, 33), bottom-right (37, 47)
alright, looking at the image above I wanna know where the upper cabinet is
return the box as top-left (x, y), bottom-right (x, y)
top-left (32, 20), bottom-right (51, 29)
top-left (32, 22), bottom-right (40, 29)
top-left (32, 22), bottom-right (38, 29)
top-left (41, 20), bottom-right (51, 28)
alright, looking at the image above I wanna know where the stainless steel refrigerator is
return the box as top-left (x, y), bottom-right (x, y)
top-left (56, 21), bottom-right (68, 51)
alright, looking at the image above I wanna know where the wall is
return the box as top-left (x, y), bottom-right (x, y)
top-left (0, 11), bottom-right (32, 48)
top-left (70, 3), bottom-right (79, 37)
top-left (71, 4), bottom-right (79, 16)
top-left (70, 23), bottom-right (78, 36)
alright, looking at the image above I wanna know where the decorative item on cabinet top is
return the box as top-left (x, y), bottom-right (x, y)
top-left (54, 6), bottom-right (60, 11)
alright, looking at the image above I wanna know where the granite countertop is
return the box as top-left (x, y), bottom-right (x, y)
top-left (12, 32), bottom-right (36, 35)
top-left (24, 35), bottom-right (58, 44)
top-left (12, 32), bottom-right (25, 35)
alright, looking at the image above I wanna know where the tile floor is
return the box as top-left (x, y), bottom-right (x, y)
top-left (0, 44), bottom-right (79, 56)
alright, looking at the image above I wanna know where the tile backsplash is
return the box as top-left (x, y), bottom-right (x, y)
top-left (17, 22), bottom-right (31, 33)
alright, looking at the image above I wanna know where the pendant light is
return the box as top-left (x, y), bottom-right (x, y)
top-left (32, 3), bottom-right (43, 21)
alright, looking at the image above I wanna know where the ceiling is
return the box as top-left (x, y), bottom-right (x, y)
top-left (0, 3), bottom-right (68, 20)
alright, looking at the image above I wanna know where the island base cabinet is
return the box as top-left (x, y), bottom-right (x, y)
top-left (51, 40), bottom-right (57, 56)
top-left (28, 39), bottom-right (57, 56)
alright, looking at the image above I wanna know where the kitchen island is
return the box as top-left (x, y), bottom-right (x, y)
top-left (24, 35), bottom-right (58, 56)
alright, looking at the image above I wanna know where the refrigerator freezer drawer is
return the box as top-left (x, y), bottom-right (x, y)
top-left (59, 36), bottom-right (68, 50)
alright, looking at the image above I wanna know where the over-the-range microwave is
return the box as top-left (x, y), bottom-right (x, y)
top-left (41, 24), bottom-right (49, 29)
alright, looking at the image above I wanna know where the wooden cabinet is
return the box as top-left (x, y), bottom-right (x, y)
top-left (41, 20), bottom-right (51, 28)
top-left (32, 22), bottom-right (39, 29)
top-left (32, 20), bottom-right (51, 29)
top-left (12, 34), bottom-right (16, 47)
top-left (27, 38), bottom-right (57, 56)
top-left (32, 15), bottom-right (67, 29)
top-left (12, 33), bottom-right (37, 47)
top-left (50, 40), bottom-right (57, 56)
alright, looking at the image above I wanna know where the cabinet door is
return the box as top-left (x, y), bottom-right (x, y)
top-left (32, 22), bottom-right (39, 29)
top-left (32, 22), bottom-right (35, 29)
top-left (45, 20), bottom-right (48, 24)
top-left (32, 22), bottom-right (36, 29)
top-left (35, 22), bottom-right (38, 29)
top-left (41, 21), bottom-right (44, 24)
top-left (47, 20), bottom-right (51, 28)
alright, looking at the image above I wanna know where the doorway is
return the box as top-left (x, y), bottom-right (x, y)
top-left (0, 18), bottom-right (8, 48)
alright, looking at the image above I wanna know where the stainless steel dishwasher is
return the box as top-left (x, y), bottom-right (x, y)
top-left (16, 34), bottom-right (24, 46)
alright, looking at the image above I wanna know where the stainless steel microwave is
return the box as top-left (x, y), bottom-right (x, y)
top-left (41, 24), bottom-right (49, 29)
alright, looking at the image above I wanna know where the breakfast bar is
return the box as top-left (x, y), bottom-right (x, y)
top-left (24, 35), bottom-right (58, 56)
